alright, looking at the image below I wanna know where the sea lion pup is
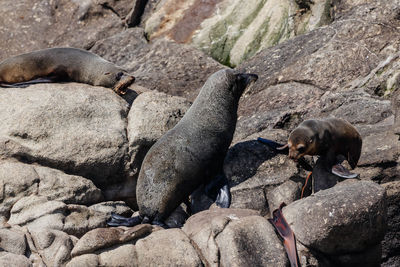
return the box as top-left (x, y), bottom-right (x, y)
top-left (278, 118), bottom-right (362, 178)
top-left (0, 47), bottom-right (135, 95)
top-left (108, 69), bottom-right (258, 227)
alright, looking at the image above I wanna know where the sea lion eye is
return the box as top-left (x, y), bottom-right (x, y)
top-left (298, 147), bottom-right (305, 154)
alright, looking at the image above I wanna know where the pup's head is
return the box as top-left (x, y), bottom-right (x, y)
top-left (279, 127), bottom-right (317, 161)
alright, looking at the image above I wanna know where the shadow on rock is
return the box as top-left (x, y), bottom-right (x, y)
top-left (224, 140), bottom-right (278, 187)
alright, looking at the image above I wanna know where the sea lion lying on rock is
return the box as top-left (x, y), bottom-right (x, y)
top-left (0, 47), bottom-right (135, 95)
top-left (108, 69), bottom-right (258, 227)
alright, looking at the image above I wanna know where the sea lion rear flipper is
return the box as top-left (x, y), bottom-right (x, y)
top-left (107, 212), bottom-right (142, 227)
top-left (331, 164), bottom-right (360, 179)
top-left (269, 203), bottom-right (300, 267)
top-left (204, 174), bottom-right (231, 208)
top-left (1, 78), bottom-right (57, 88)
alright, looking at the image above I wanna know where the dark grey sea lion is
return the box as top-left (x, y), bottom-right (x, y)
top-left (108, 69), bottom-right (258, 227)
top-left (0, 47), bottom-right (135, 95)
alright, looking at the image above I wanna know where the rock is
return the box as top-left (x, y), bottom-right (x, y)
top-left (89, 201), bottom-right (133, 217)
top-left (28, 229), bottom-right (74, 267)
top-left (224, 130), bottom-right (300, 213)
top-left (144, 0), bottom-right (332, 66)
top-left (235, 82), bottom-right (324, 142)
top-left (90, 27), bottom-right (149, 68)
top-left (0, 228), bottom-right (27, 255)
top-left (126, 91), bottom-right (191, 180)
top-left (333, 243), bottom-right (382, 267)
top-left (216, 216), bottom-right (288, 267)
top-left (0, 252), bottom-right (31, 267)
top-left (182, 208), bottom-right (259, 266)
top-left (0, 161), bottom-right (104, 225)
top-left (283, 180), bottom-right (387, 255)
top-left (91, 29), bottom-right (223, 100)
top-left (63, 205), bottom-right (108, 237)
top-left (381, 181), bottom-right (400, 266)
top-left (266, 180), bottom-right (302, 213)
top-left (0, 161), bottom-right (39, 221)
top-left (124, 0), bottom-right (148, 27)
top-left (0, 84), bottom-right (129, 188)
top-left (8, 196), bottom-right (66, 231)
top-left (35, 165), bottom-right (103, 205)
top-left (67, 254), bottom-right (99, 267)
top-left (71, 225), bottom-right (152, 257)
top-left (0, 0), bottom-right (125, 59)
top-left (98, 244), bottom-right (137, 267)
top-left (135, 228), bottom-right (202, 267)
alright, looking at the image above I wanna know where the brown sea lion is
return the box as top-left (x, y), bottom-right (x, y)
top-left (278, 118), bottom-right (362, 178)
top-left (0, 47), bottom-right (135, 95)
top-left (108, 69), bottom-right (258, 227)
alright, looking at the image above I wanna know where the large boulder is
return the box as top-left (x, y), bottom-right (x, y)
top-left (283, 180), bottom-right (387, 259)
top-left (0, 84), bottom-right (129, 187)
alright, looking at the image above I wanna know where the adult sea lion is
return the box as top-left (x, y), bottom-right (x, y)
top-left (108, 69), bottom-right (258, 227)
top-left (260, 118), bottom-right (362, 179)
top-left (0, 47), bottom-right (135, 95)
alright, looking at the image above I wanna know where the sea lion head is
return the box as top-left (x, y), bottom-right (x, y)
top-left (287, 126), bottom-right (317, 161)
top-left (100, 71), bottom-right (135, 95)
top-left (202, 69), bottom-right (258, 103)
top-left (231, 72), bottom-right (258, 100)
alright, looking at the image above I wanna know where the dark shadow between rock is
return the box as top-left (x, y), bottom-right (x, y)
top-left (224, 140), bottom-right (278, 187)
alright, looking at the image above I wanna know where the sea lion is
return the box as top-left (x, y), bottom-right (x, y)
top-left (277, 118), bottom-right (362, 178)
top-left (0, 47), bottom-right (135, 95)
top-left (108, 69), bottom-right (258, 227)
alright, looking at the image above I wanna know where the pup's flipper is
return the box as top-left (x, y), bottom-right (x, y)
top-left (204, 174), bottom-right (231, 208)
top-left (257, 137), bottom-right (288, 153)
top-left (107, 212), bottom-right (142, 227)
top-left (258, 137), bottom-right (313, 171)
top-left (331, 164), bottom-right (360, 179)
top-left (268, 203), bottom-right (300, 267)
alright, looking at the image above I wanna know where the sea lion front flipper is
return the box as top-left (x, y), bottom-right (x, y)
top-left (331, 164), bottom-right (360, 179)
top-left (204, 173), bottom-right (231, 208)
top-left (215, 184), bottom-right (231, 208)
top-left (107, 212), bottom-right (142, 227)
top-left (257, 137), bottom-right (288, 153)
top-left (258, 137), bottom-right (313, 171)
top-left (268, 203), bottom-right (300, 267)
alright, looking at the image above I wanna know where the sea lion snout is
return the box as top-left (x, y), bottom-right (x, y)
top-left (236, 73), bottom-right (258, 87)
top-left (233, 73), bottom-right (258, 97)
top-left (114, 74), bottom-right (135, 95)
